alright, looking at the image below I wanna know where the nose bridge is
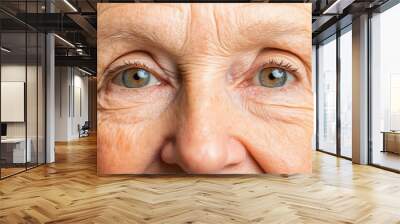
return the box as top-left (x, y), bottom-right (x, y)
top-left (180, 67), bottom-right (223, 140)
top-left (173, 66), bottom-right (230, 173)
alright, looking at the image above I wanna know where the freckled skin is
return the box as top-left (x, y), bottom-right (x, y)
top-left (97, 3), bottom-right (313, 174)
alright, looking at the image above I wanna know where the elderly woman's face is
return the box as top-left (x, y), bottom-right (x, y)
top-left (97, 3), bottom-right (313, 174)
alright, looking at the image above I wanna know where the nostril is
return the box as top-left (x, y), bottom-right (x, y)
top-left (160, 132), bottom-right (249, 173)
top-left (177, 137), bottom-right (248, 173)
top-left (160, 141), bottom-right (176, 165)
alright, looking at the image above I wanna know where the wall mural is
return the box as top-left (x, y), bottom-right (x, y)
top-left (97, 3), bottom-right (313, 174)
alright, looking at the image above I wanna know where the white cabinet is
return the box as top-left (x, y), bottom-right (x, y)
top-left (1, 138), bottom-right (32, 163)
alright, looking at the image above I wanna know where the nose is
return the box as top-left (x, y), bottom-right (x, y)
top-left (161, 85), bottom-right (247, 173)
top-left (162, 133), bottom-right (248, 173)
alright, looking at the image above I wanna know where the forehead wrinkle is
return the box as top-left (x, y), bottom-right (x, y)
top-left (229, 3), bottom-right (312, 82)
top-left (214, 3), bottom-right (311, 58)
top-left (238, 4), bottom-right (310, 45)
top-left (181, 4), bottom-right (228, 57)
top-left (97, 3), bottom-right (116, 16)
top-left (98, 3), bottom-right (188, 55)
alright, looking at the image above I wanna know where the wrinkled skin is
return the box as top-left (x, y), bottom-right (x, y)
top-left (97, 3), bottom-right (313, 174)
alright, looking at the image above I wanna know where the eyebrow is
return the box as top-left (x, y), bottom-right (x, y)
top-left (98, 4), bottom-right (188, 54)
top-left (218, 3), bottom-right (311, 67)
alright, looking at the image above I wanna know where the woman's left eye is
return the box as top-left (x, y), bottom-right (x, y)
top-left (254, 67), bottom-right (294, 88)
top-left (112, 68), bottom-right (160, 88)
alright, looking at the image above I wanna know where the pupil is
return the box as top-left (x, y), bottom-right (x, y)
top-left (259, 68), bottom-right (287, 88)
top-left (133, 73), bottom-right (140, 80)
top-left (268, 73), bottom-right (276, 80)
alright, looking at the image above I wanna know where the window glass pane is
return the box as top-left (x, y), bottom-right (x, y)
top-left (318, 36), bottom-right (337, 154)
top-left (340, 28), bottom-right (352, 158)
top-left (27, 30), bottom-right (38, 169)
top-left (38, 32), bottom-right (45, 165)
top-left (312, 45), bottom-right (317, 150)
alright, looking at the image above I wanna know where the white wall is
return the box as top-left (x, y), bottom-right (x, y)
top-left (1, 82), bottom-right (25, 122)
top-left (1, 65), bottom-right (39, 138)
top-left (55, 66), bottom-right (70, 141)
top-left (54, 67), bottom-right (89, 141)
top-left (72, 73), bottom-right (89, 138)
top-left (1, 65), bottom-right (25, 134)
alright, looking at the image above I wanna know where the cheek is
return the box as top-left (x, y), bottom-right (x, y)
top-left (233, 89), bottom-right (313, 173)
top-left (97, 104), bottom-right (175, 174)
top-left (238, 110), bottom-right (313, 173)
top-left (97, 112), bottom-right (147, 174)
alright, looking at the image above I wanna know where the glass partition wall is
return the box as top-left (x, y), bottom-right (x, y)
top-left (315, 26), bottom-right (353, 159)
top-left (0, 1), bottom-right (46, 179)
top-left (0, 30), bottom-right (27, 177)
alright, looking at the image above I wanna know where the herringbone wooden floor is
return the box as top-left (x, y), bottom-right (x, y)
top-left (1, 135), bottom-right (400, 224)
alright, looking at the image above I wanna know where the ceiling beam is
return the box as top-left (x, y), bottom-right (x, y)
top-left (67, 13), bottom-right (97, 40)
top-left (323, 0), bottom-right (356, 14)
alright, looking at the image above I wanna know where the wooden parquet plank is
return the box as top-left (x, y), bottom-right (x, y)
top-left (1, 135), bottom-right (400, 223)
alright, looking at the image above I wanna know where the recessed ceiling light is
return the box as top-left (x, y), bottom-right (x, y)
top-left (63, 0), bottom-right (78, 12)
top-left (54, 34), bottom-right (75, 48)
top-left (323, 0), bottom-right (355, 15)
top-left (1, 47), bottom-right (11, 53)
top-left (77, 67), bottom-right (93, 76)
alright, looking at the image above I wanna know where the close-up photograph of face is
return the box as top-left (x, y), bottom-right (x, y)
top-left (97, 3), bottom-right (313, 174)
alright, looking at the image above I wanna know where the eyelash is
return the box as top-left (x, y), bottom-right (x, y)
top-left (262, 58), bottom-right (298, 73)
top-left (107, 60), bottom-right (152, 76)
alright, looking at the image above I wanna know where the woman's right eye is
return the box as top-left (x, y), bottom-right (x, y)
top-left (112, 68), bottom-right (160, 88)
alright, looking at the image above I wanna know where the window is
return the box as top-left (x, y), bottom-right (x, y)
top-left (317, 36), bottom-right (337, 154)
top-left (340, 27), bottom-right (352, 158)
top-left (370, 3), bottom-right (400, 171)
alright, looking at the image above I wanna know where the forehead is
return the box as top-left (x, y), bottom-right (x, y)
top-left (98, 4), bottom-right (189, 54)
top-left (97, 3), bottom-right (311, 72)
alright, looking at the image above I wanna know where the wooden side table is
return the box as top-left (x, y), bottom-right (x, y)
top-left (381, 131), bottom-right (400, 154)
